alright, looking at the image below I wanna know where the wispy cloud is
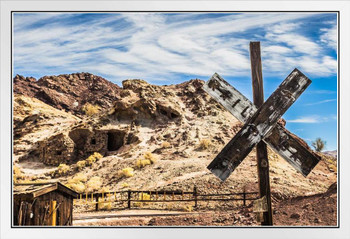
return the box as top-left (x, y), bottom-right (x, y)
top-left (288, 116), bottom-right (320, 123)
top-left (287, 115), bottom-right (337, 123)
top-left (320, 23), bottom-right (337, 51)
top-left (304, 99), bottom-right (336, 106)
top-left (13, 13), bottom-right (337, 83)
top-left (307, 90), bottom-right (337, 94)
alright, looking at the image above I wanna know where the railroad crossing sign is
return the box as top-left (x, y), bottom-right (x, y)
top-left (203, 42), bottom-right (321, 225)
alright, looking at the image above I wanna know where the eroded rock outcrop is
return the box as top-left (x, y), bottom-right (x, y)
top-left (13, 73), bottom-right (121, 115)
top-left (109, 79), bottom-right (183, 124)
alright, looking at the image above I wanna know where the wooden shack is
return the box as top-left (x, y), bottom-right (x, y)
top-left (13, 182), bottom-right (78, 226)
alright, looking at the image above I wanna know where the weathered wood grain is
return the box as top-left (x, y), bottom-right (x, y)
top-left (207, 69), bottom-right (311, 181)
top-left (203, 73), bottom-right (320, 177)
top-left (250, 41), bottom-right (273, 225)
top-left (203, 74), bottom-right (255, 123)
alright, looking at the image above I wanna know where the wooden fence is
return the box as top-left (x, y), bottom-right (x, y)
top-left (73, 186), bottom-right (259, 211)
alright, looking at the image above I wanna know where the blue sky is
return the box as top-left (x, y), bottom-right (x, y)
top-left (13, 12), bottom-right (338, 150)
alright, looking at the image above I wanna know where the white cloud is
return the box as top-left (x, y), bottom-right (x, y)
top-left (287, 114), bottom-right (337, 123)
top-left (263, 45), bottom-right (292, 54)
top-left (13, 13), bottom-right (337, 83)
top-left (320, 24), bottom-right (337, 51)
top-left (307, 90), bottom-right (336, 94)
top-left (287, 116), bottom-right (320, 123)
top-left (304, 99), bottom-right (336, 106)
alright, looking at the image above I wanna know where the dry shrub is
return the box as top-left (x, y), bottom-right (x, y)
top-left (98, 197), bottom-right (112, 210)
top-left (324, 156), bottom-right (337, 173)
top-left (82, 103), bottom-right (100, 116)
top-left (57, 164), bottom-right (70, 175)
top-left (66, 181), bottom-right (85, 193)
top-left (86, 155), bottom-right (96, 166)
top-left (76, 160), bottom-right (86, 170)
top-left (144, 152), bottom-right (157, 164)
top-left (329, 164), bottom-right (337, 172)
top-left (121, 182), bottom-right (129, 188)
top-left (121, 167), bottom-right (134, 177)
top-left (134, 193), bottom-right (151, 207)
top-left (161, 141), bottom-right (171, 149)
top-left (135, 159), bottom-right (151, 169)
top-left (13, 165), bottom-right (23, 183)
top-left (85, 152), bottom-right (102, 166)
top-left (199, 139), bottom-right (211, 150)
top-left (181, 204), bottom-right (193, 212)
top-left (86, 176), bottom-right (102, 192)
top-left (66, 173), bottom-right (88, 193)
top-left (93, 152), bottom-right (103, 160)
top-left (72, 173), bottom-right (88, 183)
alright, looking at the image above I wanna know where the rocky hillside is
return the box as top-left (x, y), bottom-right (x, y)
top-left (13, 73), bottom-right (337, 218)
top-left (14, 73), bottom-right (121, 115)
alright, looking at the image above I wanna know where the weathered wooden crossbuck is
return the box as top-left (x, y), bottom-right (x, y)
top-left (204, 42), bottom-right (321, 225)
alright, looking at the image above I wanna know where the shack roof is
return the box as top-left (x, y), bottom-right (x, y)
top-left (14, 182), bottom-right (78, 199)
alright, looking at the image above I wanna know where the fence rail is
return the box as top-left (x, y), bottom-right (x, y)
top-left (73, 186), bottom-right (259, 211)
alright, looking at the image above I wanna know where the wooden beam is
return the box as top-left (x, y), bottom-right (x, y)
top-left (250, 41), bottom-right (273, 226)
top-left (203, 73), bottom-right (320, 177)
top-left (207, 68), bottom-right (311, 181)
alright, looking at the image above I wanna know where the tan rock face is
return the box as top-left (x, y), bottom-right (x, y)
top-left (110, 79), bottom-right (202, 124)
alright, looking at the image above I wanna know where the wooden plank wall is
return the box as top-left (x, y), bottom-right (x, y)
top-left (14, 191), bottom-right (73, 226)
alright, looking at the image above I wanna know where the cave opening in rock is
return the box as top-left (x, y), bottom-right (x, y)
top-left (170, 112), bottom-right (179, 119)
top-left (107, 130), bottom-right (125, 151)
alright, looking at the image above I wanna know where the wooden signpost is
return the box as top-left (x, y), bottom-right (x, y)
top-left (203, 42), bottom-right (321, 226)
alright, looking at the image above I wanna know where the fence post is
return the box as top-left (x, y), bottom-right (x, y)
top-left (127, 190), bottom-right (131, 209)
top-left (193, 186), bottom-right (198, 208)
top-left (243, 188), bottom-right (246, 207)
top-left (95, 194), bottom-right (99, 211)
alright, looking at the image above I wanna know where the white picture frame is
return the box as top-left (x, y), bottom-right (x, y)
top-left (1, 1), bottom-right (349, 238)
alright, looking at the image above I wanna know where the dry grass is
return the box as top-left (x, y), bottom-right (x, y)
top-left (82, 103), bottom-right (100, 116)
top-left (93, 152), bottom-right (103, 160)
top-left (144, 152), bottom-right (157, 164)
top-left (135, 152), bottom-right (157, 169)
top-left (161, 141), bottom-right (171, 149)
top-left (86, 155), bottom-right (97, 166)
top-left (181, 204), bottom-right (193, 212)
top-left (199, 139), bottom-right (211, 150)
top-left (135, 159), bottom-right (151, 169)
top-left (76, 160), bottom-right (86, 170)
top-left (120, 168), bottom-right (134, 178)
top-left (57, 164), bottom-right (70, 175)
top-left (85, 152), bottom-right (103, 166)
top-left (13, 165), bottom-right (23, 183)
top-left (86, 176), bottom-right (103, 192)
top-left (66, 181), bottom-right (86, 193)
top-left (66, 173), bottom-right (88, 193)
top-left (134, 193), bottom-right (151, 207)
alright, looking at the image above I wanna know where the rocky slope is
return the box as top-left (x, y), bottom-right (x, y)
top-left (13, 72), bottom-right (337, 225)
top-left (14, 73), bottom-right (121, 115)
